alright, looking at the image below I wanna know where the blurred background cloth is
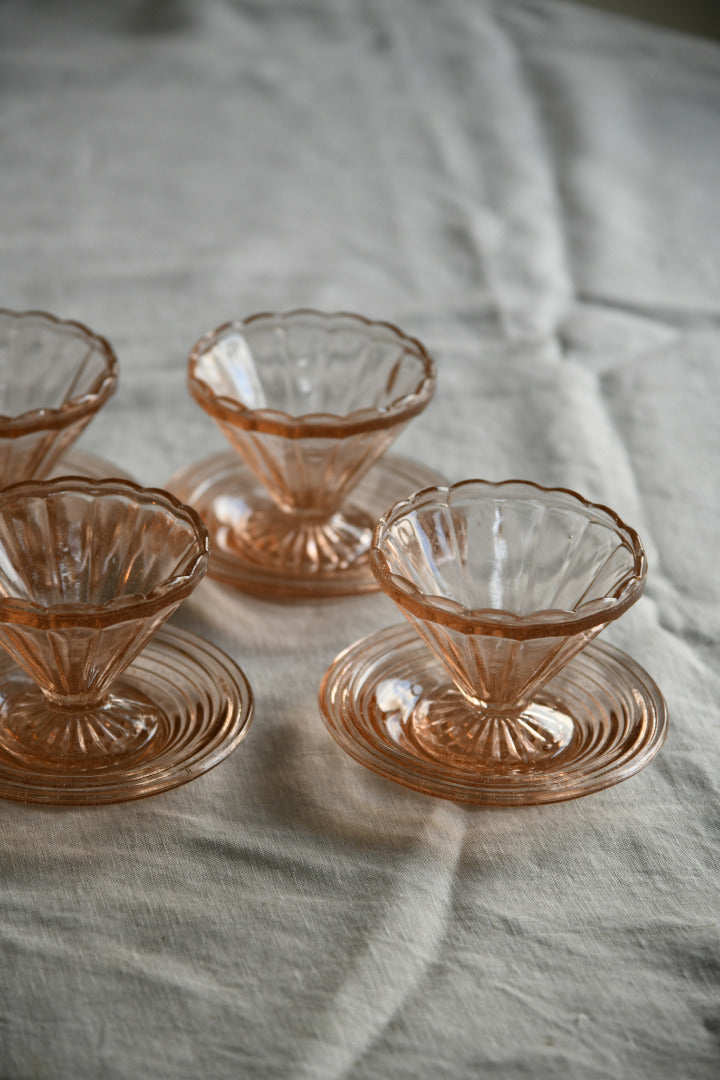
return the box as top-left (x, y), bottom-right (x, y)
top-left (0, 1), bottom-right (719, 1077)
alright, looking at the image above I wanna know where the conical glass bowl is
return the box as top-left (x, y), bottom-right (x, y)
top-left (0, 477), bottom-right (221, 800)
top-left (185, 309), bottom-right (436, 596)
top-left (0, 309), bottom-right (118, 486)
top-left (371, 479), bottom-right (646, 762)
top-left (320, 479), bottom-right (667, 804)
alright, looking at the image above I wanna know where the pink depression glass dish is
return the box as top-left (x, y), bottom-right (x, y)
top-left (319, 479), bottom-right (668, 805)
top-left (0, 477), bottom-right (253, 804)
top-left (0, 309), bottom-right (118, 486)
top-left (180, 309), bottom-right (438, 598)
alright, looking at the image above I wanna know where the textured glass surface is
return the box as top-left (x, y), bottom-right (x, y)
top-left (319, 625), bottom-right (667, 806)
top-left (190, 310), bottom-right (432, 433)
top-left (0, 627), bottom-right (254, 804)
top-left (186, 310), bottom-right (436, 594)
top-left (0, 477), bottom-right (207, 703)
top-left (0, 478), bottom-right (252, 804)
top-left (372, 479), bottom-right (646, 714)
top-left (343, 479), bottom-right (658, 795)
top-left (0, 310), bottom-right (117, 486)
top-left (373, 479), bottom-right (644, 630)
top-left (167, 451), bottom-right (447, 598)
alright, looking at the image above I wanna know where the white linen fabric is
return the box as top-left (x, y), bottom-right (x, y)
top-left (0, 1), bottom-right (719, 1076)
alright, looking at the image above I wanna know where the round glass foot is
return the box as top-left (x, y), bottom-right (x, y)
top-left (221, 499), bottom-right (374, 575)
top-left (167, 453), bottom-right (448, 598)
top-left (0, 673), bottom-right (160, 769)
top-left (0, 628), bottom-right (254, 804)
top-left (404, 687), bottom-right (575, 769)
top-left (319, 624), bottom-right (668, 805)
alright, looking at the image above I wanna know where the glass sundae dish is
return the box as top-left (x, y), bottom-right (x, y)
top-left (320, 479), bottom-right (667, 804)
top-left (170, 309), bottom-right (442, 598)
top-left (0, 477), bottom-right (253, 804)
top-left (0, 309), bottom-right (118, 485)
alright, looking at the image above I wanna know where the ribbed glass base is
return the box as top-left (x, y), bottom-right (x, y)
top-left (0, 628), bottom-right (253, 804)
top-left (319, 624), bottom-right (668, 805)
top-left (167, 452), bottom-right (448, 598)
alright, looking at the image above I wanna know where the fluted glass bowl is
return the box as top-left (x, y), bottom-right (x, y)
top-left (371, 479), bottom-right (646, 749)
top-left (0, 478), bottom-right (216, 797)
top-left (184, 309), bottom-right (436, 596)
top-left (320, 479), bottom-right (667, 805)
top-left (0, 309), bottom-right (118, 486)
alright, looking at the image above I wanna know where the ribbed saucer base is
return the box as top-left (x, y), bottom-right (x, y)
top-left (319, 624), bottom-right (667, 805)
top-left (0, 627), bottom-right (253, 805)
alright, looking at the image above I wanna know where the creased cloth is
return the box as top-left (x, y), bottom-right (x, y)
top-left (0, 1), bottom-right (719, 1077)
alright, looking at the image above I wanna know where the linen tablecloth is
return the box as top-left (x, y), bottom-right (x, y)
top-left (1, 1), bottom-right (718, 1075)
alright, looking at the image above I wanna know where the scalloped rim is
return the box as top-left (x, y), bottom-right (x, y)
top-left (0, 476), bottom-right (209, 629)
top-left (187, 308), bottom-right (436, 439)
top-left (370, 478), bottom-right (648, 640)
top-left (0, 309), bottom-right (118, 436)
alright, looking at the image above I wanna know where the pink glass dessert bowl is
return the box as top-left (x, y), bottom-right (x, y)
top-left (0, 309), bottom-right (118, 486)
top-left (320, 478), bottom-right (667, 804)
top-left (0, 477), bottom-right (228, 802)
top-left (185, 309), bottom-right (436, 596)
top-left (371, 479), bottom-right (646, 761)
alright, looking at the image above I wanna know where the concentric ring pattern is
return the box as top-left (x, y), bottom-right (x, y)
top-left (0, 627), bottom-right (253, 804)
top-left (319, 624), bottom-right (667, 805)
